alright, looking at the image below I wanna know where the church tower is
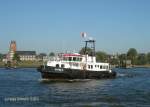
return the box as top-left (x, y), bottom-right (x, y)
top-left (8, 41), bottom-right (17, 61)
top-left (10, 41), bottom-right (16, 52)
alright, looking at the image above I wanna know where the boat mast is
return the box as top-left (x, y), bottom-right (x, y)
top-left (84, 40), bottom-right (96, 56)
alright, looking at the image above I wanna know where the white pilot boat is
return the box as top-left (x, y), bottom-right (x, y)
top-left (37, 36), bottom-right (116, 79)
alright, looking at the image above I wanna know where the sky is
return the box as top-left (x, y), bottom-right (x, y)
top-left (0, 0), bottom-right (150, 54)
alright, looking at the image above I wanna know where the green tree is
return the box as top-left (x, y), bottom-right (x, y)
top-left (118, 54), bottom-right (127, 67)
top-left (49, 52), bottom-right (55, 57)
top-left (119, 54), bottom-right (126, 60)
top-left (127, 48), bottom-right (137, 65)
top-left (110, 58), bottom-right (119, 65)
top-left (96, 51), bottom-right (107, 62)
top-left (12, 53), bottom-right (20, 67)
top-left (13, 53), bottom-right (20, 62)
top-left (0, 53), bottom-right (3, 61)
top-left (147, 52), bottom-right (150, 64)
top-left (5, 61), bottom-right (11, 67)
top-left (136, 53), bottom-right (147, 65)
top-left (79, 47), bottom-right (92, 55)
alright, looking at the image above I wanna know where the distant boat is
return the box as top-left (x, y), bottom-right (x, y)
top-left (37, 35), bottom-right (116, 79)
top-left (5, 61), bottom-right (18, 69)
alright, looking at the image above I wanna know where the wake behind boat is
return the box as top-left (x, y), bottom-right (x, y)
top-left (37, 34), bottom-right (116, 79)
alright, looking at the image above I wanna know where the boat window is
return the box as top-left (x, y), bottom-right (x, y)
top-left (56, 64), bottom-right (59, 68)
top-left (100, 65), bottom-right (102, 69)
top-left (91, 65), bottom-right (93, 69)
top-left (79, 58), bottom-right (82, 61)
top-left (69, 57), bottom-right (72, 61)
top-left (88, 65), bottom-right (90, 69)
top-left (95, 65), bottom-right (96, 68)
top-left (98, 65), bottom-right (99, 68)
top-left (61, 64), bottom-right (65, 68)
top-left (73, 57), bottom-right (76, 61)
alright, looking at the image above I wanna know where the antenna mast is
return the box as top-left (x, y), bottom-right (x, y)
top-left (81, 32), bottom-right (96, 56)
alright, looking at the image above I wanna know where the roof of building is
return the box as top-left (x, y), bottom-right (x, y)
top-left (16, 51), bottom-right (36, 55)
top-left (39, 53), bottom-right (47, 56)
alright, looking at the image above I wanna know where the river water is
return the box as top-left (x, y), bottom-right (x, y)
top-left (0, 68), bottom-right (150, 107)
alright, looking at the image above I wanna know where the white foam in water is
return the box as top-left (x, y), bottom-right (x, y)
top-left (117, 73), bottom-right (126, 77)
top-left (68, 79), bottom-right (92, 82)
top-left (38, 78), bottom-right (92, 83)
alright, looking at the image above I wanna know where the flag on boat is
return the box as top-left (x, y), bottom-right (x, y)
top-left (81, 32), bottom-right (87, 38)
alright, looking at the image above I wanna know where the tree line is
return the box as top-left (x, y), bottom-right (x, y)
top-left (1, 48), bottom-right (150, 67)
top-left (79, 47), bottom-right (150, 66)
top-left (111, 48), bottom-right (150, 66)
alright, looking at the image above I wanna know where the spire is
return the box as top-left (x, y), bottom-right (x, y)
top-left (10, 40), bottom-right (17, 52)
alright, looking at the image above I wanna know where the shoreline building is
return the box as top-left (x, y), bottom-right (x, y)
top-left (6, 40), bottom-right (37, 62)
top-left (16, 51), bottom-right (36, 61)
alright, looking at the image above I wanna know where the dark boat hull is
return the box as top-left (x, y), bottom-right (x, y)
top-left (37, 66), bottom-right (116, 79)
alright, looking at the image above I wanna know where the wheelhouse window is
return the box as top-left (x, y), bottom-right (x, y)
top-left (69, 57), bottom-right (72, 61)
top-left (73, 57), bottom-right (76, 61)
top-left (76, 58), bottom-right (79, 61)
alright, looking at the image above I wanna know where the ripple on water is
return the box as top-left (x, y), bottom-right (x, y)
top-left (0, 68), bottom-right (150, 107)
